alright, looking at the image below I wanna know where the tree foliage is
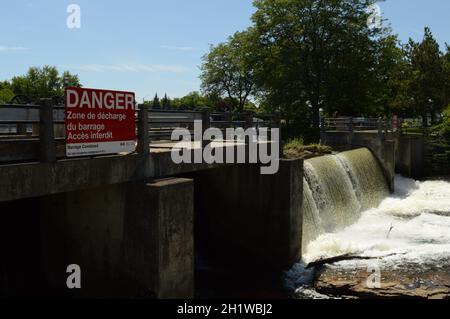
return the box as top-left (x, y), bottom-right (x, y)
top-left (406, 28), bottom-right (447, 124)
top-left (161, 93), bottom-right (171, 109)
top-left (200, 31), bottom-right (256, 112)
top-left (200, 0), bottom-right (450, 139)
top-left (151, 93), bottom-right (161, 109)
top-left (0, 81), bottom-right (15, 104)
top-left (10, 66), bottom-right (80, 102)
top-left (146, 91), bottom-right (258, 112)
top-left (251, 0), bottom-right (387, 130)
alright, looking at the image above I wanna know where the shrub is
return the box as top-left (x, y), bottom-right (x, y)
top-left (431, 105), bottom-right (450, 138)
top-left (283, 137), bottom-right (333, 159)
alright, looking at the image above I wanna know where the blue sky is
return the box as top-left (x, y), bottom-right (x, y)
top-left (0, 0), bottom-right (449, 102)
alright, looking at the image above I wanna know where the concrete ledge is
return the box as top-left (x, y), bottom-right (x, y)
top-left (0, 154), bottom-right (151, 202)
top-left (0, 143), bottom-right (273, 202)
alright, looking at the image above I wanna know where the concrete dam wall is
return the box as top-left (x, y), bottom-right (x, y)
top-left (302, 148), bottom-right (390, 253)
top-left (0, 147), bottom-right (394, 298)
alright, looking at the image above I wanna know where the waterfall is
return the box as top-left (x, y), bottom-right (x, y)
top-left (301, 178), bottom-right (323, 251)
top-left (302, 148), bottom-right (389, 253)
top-left (336, 148), bottom-right (389, 210)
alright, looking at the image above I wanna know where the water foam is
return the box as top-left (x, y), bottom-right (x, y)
top-left (303, 175), bottom-right (450, 267)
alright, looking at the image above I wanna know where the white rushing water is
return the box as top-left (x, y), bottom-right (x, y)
top-left (303, 175), bottom-right (450, 266)
top-left (286, 175), bottom-right (450, 296)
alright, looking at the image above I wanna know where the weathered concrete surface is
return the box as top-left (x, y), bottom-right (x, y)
top-left (14, 178), bottom-right (195, 298)
top-left (152, 140), bottom-right (275, 177)
top-left (382, 140), bottom-right (396, 193)
top-left (184, 159), bottom-right (303, 271)
top-left (123, 178), bottom-right (194, 299)
top-left (0, 197), bottom-right (47, 297)
top-left (0, 154), bottom-right (151, 202)
top-left (40, 183), bottom-right (128, 297)
top-left (0, 142), bottom-right (255, 203)
top-left (396, 135), bottom-right (425, 179)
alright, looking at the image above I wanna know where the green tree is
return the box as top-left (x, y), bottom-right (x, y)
top-left (152, 93), bottom-right (161, 109)
top-left (173, 91), bottom-right (214, 111)
top-left (10, 66), bottom-right (80, 101)
top-left (250, 0), bottom-right (387, 139)
top-left (161, 93), bottom-right (171, 109)
top-left (200, 30), bottom-right (256, 112)
top-left (443, 45), bottom-right (450, 107)
top-left (406, 27), bottom-right (446, 125)
top-left (0, 81), bottom-right (14, 104)
top-left (373, 35), bottom-right (413, 117)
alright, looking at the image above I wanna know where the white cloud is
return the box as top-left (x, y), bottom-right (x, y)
top-left (160, 45), bottom-right (200, 52)
top-left (61, 63), bottom-right (191, 73)
top-left (0, 46), bottom-right (28, 52)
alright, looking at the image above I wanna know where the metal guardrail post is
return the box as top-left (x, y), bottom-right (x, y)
top-left (17, 123), bottom-right (27, 135)
top-left (245, 112), bottom-right (253, 129)
top-left (348, 117), bottom-right (354, 145)
top-left (276, 113), bottom-right (283, 158)
top-left (226, 112), bottom-right (232, 128)
top-left (377, 117), bottom-right (383, 136)
top-left (202, 110), bottom-right (211, 148)
top-left (137, 103), bottom-right (150, 155)
top-left (39, 98), bottom-right (56, 163)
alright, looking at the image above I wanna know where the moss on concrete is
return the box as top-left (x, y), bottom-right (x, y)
top-left (283, 138), bottom-right (333, 160)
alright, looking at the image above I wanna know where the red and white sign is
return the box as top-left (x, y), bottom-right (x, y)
top-left (65, 87), bottom-right (136, 157)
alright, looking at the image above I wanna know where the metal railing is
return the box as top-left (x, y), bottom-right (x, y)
top-left (143, 107), bottom-right (278, 142)
top-left (0, 100), bottom-right (280, 164)
top-left (322, 117), bottom-right (397, 134)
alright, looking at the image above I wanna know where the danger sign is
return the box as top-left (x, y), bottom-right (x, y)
top-left (65, 87), bottom-right (136, 157)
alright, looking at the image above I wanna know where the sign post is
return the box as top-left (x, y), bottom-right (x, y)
top-left (65, 87), bottom-right (136, 157)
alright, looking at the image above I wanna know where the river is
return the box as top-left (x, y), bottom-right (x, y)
top-left (285, 175), bottom-right (450, 298)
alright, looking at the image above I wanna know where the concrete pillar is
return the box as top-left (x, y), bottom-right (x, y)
top-left (123, 178), bottom-right (194, 299)
top-left (39, 178), bottom-right (194, 298)
top-left (383, 140), bottom-right (396, 192)
top-left (188, 159), bottom-right (303, 271)
top-left (397, 135), bottom-right (425, 179)
top-left (137, 104), bottom-right (150, 155)
top-left (16, 123), bottom-right (27, 135)
top-left (39, 98), bottom-right (56, 163)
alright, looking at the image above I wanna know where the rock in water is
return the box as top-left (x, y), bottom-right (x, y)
top-left (314, 262), bottom-right (450, 299)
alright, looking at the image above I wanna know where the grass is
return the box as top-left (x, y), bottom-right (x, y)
top-left (283, 137), bottom-right (333, 159)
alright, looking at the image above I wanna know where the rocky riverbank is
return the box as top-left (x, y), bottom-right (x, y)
top-left (313, 259), bottom-right (450, 299)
